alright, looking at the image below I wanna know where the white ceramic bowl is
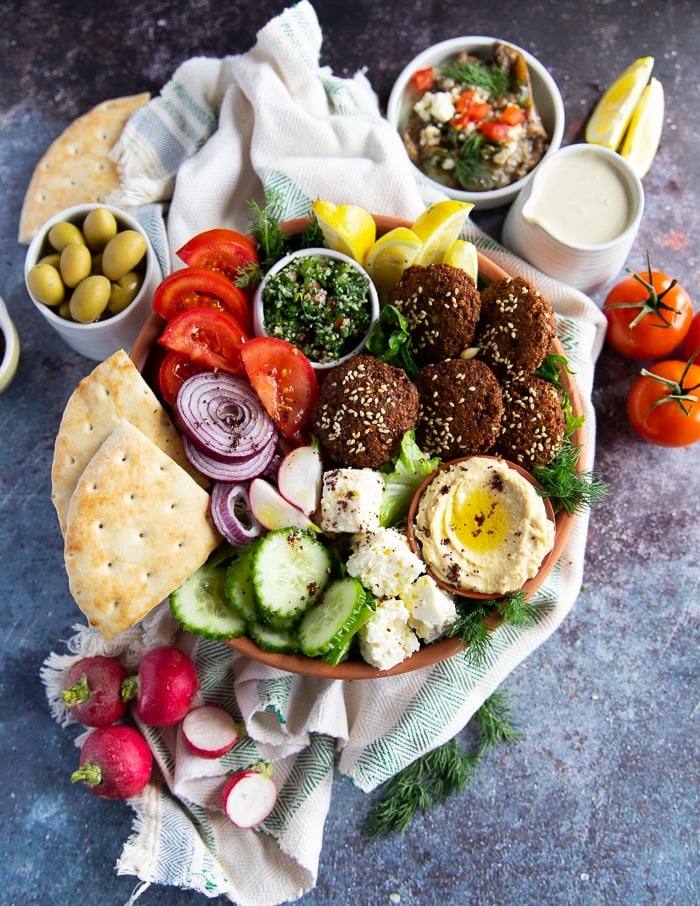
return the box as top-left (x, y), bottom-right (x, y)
top-left (386, 36), bottom-right (565, 210)
top-left (0, 295), bottom-right (20, 393)
top-left (24, 203), bottom-right (161, 361)
top-left (502, 143), bottom-right (645, 294)
top-left (252, 247), bottom-right (380, 372)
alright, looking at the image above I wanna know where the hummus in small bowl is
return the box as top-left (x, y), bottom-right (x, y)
top-left (407, 455), bottom-right (556, 598)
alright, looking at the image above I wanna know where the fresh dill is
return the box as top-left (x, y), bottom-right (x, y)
top-left (363, 691), bottom-right (520, 838)
top-left (441, 60), bottom-right (511, 97)
top-left (534, 439), bottom-right (608, 515)
top-left (451, 132), bottom-right (494, 190)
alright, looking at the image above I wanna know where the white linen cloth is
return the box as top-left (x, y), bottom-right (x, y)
top-left (43, 3), bottom-right (607, 904)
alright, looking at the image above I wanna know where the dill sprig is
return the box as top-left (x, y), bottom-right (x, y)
top-left (363, 691), bottom-right (520, 839)
top-left (534, 439), bottom-right (608, 515)
top-left (451, 132), bottom-right (494, 190)
top-left (441, 60), bottom-right (511, 96)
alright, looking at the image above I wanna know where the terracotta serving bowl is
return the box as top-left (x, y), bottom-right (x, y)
top-left (130, 215), bottom-right (585, 680)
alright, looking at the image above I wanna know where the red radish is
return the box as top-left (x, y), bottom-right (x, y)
top-left (221, 762), bottom-right (277, 828)
top-left (61, 655), bottom-right (128, 727)
top-left (122, 646), bottom-right (199, 727)
top-left (182, 705), bottom-right (242, 758)
top-left (248, 476), bottom-right (316, 532)
top-left (276, 444), bottom-right (323, 516)
top-left (71, 725), bottom-right (152, 799)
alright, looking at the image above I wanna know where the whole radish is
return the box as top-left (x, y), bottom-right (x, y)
top-left (61, 655), bottom-right (128, 727)
top-left (122, 645), bottom-right (199, 727)
top-left (182, 705), bottom-right (243, 758)
top-left (71, 725), bottom-right (152, 800)
top-left (221, 762), bottom-right (277, 828)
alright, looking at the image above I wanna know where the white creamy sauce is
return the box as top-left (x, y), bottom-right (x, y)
top-left (524, 150), bottom-right (633, 245)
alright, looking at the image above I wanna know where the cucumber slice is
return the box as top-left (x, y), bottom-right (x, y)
top-left (248, 621), bottom-right (300, 654)
top-left (251, 527), bottom-right (332, 629)
top-left (171, 562), bottom-right (246, 640)
top-left (225, 545), bottom-right (257, 623)
top-left (298, 576), bottom-right (376, 661)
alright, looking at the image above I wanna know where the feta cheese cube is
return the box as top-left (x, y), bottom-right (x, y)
top-left (400, 575), bottom-right (458, 643)
top-left (358, 597), bottom-right (420, 671)
top-left (320, 468), bottom-right (385, 533)
top-left (346, 527), bottom-right (425, 599)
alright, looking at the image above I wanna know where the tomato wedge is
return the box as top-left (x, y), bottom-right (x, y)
top-left (157, 350), bottom-right (207, 406)
top-left (176, 229), bottom-right (259, 286)
top-left (152, 267), bottom-right (252, 332)
top-left (240, 337), bottom-right (319, 439)
top-left (157, 308), bottom-right (248, 376)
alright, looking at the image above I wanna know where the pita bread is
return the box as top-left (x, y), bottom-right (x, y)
top-left (18, 93), bottom-right (150, 243)
top-left (64, 419), bottom-right (220, 640)
top-left (51, 349), bottom-right (205, 536)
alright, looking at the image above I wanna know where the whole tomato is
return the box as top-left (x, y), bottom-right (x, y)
top-left (604, 256), bottom-right (693, 359)
top-left (626, 355), bottom-right (700, 446)
top-left (682, 310), bottom-right (700, 360)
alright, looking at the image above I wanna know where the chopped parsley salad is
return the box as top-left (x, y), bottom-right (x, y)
top-left (260, 253), bottom-right (372, 365)
top-left (401, 42), bottom-right (550, 192)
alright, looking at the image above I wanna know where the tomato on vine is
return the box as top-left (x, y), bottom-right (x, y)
top-left (626, 353), bottom-right (700, 447)
top-left (682, 310), bottom-right (700, 360)
top-left (603, 254), bottom-right (693, 359)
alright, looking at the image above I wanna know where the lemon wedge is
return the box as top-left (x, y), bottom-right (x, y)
top-left (364, 227), bottom-right (423, 300)
top-left (411, 200), bottom-right (474, 265)
top-left (619, 76), bottom-right (664, 178)
top-left (311, 200), bottom-right (377, 263)
top-left (585, 56), bottom-right (654, 150)
top-left (441, 239), bottom-right (479, 284)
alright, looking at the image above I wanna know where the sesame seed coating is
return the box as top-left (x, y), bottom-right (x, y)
top-left (388, 263), bottom-right (481, 366)
top-left (311, 354), bottom-right (420, 468)
top-left (491, 375), bottom-right (566, 470)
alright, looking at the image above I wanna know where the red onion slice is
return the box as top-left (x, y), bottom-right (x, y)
top-left (183, 433), bottom-right (278, 482)
top-left (176, 371), bottom-right (277, 461)
top-left (210, 482), bottom-right (264, 547)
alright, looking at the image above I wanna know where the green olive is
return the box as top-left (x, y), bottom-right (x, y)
top-left (60, 243), bottom-right (93, 288)
top-left (82, 207), bottom-right (118, 252)
top-left (107, 271), bottom-right (143, 315)
top-left (101, 230), bottom-right (147, 281)
top-left (57, 301), bottom-right (73, 320)
top-left (27, 263), bottom-right (65, 307)
top-left (38, 252), bottom-right (61, 269)
top-left (68, 275), bottom-right (111, 323)
top-left (47, 221), bottom-right (85, 252)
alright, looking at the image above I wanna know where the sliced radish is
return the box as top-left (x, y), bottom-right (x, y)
top-left (221, 764), bottom-right (277, 828)
top-left (277, 444), bottom-right (323, 516)
top-left (182, 705), bottom-right (242, 758)
top-left (248, 476), bottom-right (316, 532)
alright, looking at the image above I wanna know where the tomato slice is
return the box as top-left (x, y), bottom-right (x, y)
top-left (152, 267), bottom-right (252, 331)
top-left (478, 120), bottom-right (513, 143)
top-left (157, 350), bottom-right (207, 406)
top-left (240, 337), bottom-right (319, 439)
top-left (176, 229), bottom-right (259, 286)
top-left (157, 308), bottom-right (248, 376)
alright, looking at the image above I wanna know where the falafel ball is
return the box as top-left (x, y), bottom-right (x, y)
top-left (475, 276), bottom-right (557, 378)
top-left (312, 354), bottom-right (420, 468)
top-left (414, 358), bottom-right (504, 460)
top-left (388, 263), bottom-right (481, 366)
top-left (491, 375), bottom-right (566, 470)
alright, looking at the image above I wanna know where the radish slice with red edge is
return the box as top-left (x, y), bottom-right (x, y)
top-left (182, 433), bottom-right (277, 482)
top-left (277, 444), bottom-right (323, 516)
top-left (182, 705), bottom-right (242, 758)
top-left (210, 482), bottom-right (264, 546)
top-left (221, 763), bottom-right (277, 828)
top-left (248, 476), bottom-right (317, 531)
top-left (176, 371), bottom-right (277, 461)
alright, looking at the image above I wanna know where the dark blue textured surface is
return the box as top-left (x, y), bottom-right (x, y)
top-left (1, 1), bottom-right (698, 904)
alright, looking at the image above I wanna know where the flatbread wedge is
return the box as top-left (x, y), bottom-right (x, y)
top-left (51, 349), bottom-right (205, 536)
top-left (64, 419), bottom-right (221, 640)
top-left (18, 93), bottom-right (150, 243)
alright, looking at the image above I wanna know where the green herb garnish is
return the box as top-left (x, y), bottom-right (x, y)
top-left (379, 430), bottom-right (440, 528)
top-left (536, 353), bottom-right (584, 438)
top-left (364, 691), bottom-right (520, 838)
top-left (534, 440), bottom-right (608, 515)
top-left (441, 60), bottom-right (511, 97)
top-left (365, 304), bottom-right (418, 377)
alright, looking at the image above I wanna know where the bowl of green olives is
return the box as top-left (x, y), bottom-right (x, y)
top-left (24, 203), bottom-right (161, 361)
